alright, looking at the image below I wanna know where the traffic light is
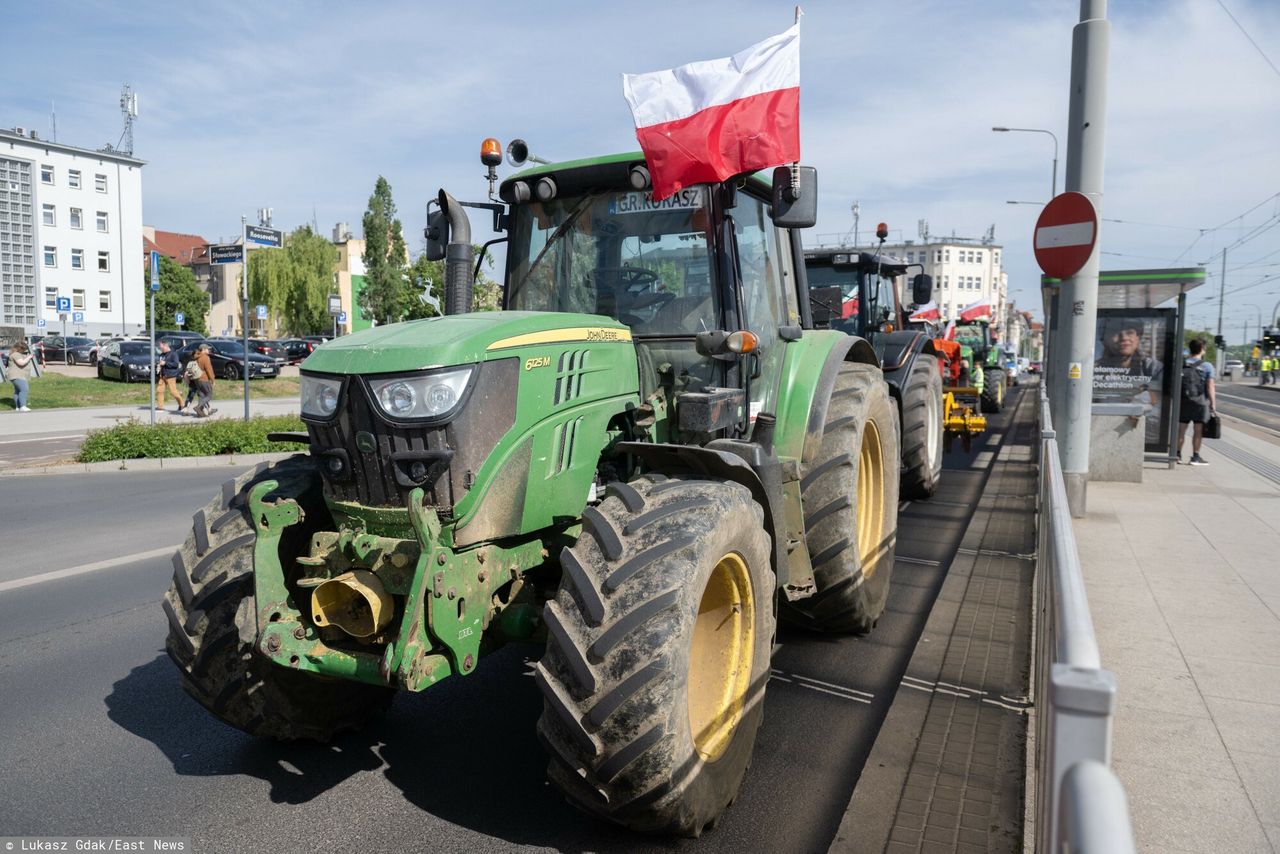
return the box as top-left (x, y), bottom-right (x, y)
top-left (1214, 334), bottom-right (1226, 348)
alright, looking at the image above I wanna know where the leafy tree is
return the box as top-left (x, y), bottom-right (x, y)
top-left (144, 256), bottom-right (208, 334)
top-left (359, 177), bottom-right (409, 325)
top-left (1183, 327), bottom-right (1218, 364)
top-left (246, 226), bottom-right (338, 335)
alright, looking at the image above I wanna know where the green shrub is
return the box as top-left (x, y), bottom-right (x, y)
top-left (78, 415), bottom-right (308, 462)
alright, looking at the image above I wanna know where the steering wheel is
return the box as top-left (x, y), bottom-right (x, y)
top-left (595, 266), bottom-right (660, 292)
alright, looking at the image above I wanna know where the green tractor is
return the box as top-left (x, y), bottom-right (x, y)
top-left (952, 319), bottom-right (1004, 413)
top-left (802, 246), bottom-right (944, 499)
top-left (162, 146), bottom-right (900, 836)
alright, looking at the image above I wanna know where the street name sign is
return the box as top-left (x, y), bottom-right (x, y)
top-left (209, 244), bottom-right (244, 264)
top-left (246, 225), bottom-right (283, 248)
top-left (1034, 192), bottom-right (1097, 280)
top-left (328, 295), bottom-right (342, 316)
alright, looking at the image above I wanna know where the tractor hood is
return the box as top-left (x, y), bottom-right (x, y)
top-left (302, 311), bottom-right (632, 375)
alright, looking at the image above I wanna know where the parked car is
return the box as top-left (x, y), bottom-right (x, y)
top-left (159, 333), bottom-right (204, 352)
top-left (1223, 359), bottom-right (1245, 379)
top-left (155, 329), bottom-right (205, 346)
top-left (1029, 361), bottom-right (1043, 374)
top-left (97, 340), bottom-right (157, 383)
top-left (42, 335), bottom-right (96, 365)
top-left (248, 338), bottom-right (288, 366)
top-left (279, 338), bottom-right (315, 364)
top-left (178, 339), bottom-right (278, 380)
top-left (302, 335), bottom-right (332, 347)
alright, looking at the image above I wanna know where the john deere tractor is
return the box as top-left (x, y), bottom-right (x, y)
top-left (803, 245), bottom-right (944, 499)
top-left (952, 320), bottom-right (1004, 413)
top-left (162, 144), bottom-right (900, 836)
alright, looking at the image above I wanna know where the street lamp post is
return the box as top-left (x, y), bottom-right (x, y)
top-left (1243, 303), bottom-right (1262, 343)
top-left (992, 126), bottom-right (1059, 199)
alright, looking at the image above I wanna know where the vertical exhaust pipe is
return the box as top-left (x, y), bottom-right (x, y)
top-left (438, 190), bottom-right (473, 315)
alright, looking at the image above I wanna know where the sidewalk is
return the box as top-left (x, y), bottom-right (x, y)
top-left (1074, 438), bottom-right (1280, 852)
top-left (0, 396), bottom-right (301, 438)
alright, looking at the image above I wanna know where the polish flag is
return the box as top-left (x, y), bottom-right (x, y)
top-left (622, 24), bottom-right (801, 200)
top-left (909, 301), bottom-right (940, 322)
top-left (959, 299), bottom-right (992, 321)
top-left (943, 320), bottom-right (956, 340)
top-left (842, 295), bottom-right (859, 318)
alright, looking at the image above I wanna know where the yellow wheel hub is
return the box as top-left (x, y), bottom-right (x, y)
top-left (857, 420), bottom-right (886, 579)
top-left (688, 552), bottom-right (755, 763)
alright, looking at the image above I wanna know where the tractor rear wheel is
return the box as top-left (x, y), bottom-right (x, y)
top-left (899, 356), bottom-right (943, 500)
top-left (981, 376), bottom-right (1004, 413)
top-left (536, 475), bottom-right (774, 836)
top-left (162, 455), bottom-right (394, 741)
top-left (786, 362), bottom-right (900, 633)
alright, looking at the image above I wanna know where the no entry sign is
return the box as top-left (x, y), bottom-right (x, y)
top-left (1034, 192), bottom-right (1098, 280)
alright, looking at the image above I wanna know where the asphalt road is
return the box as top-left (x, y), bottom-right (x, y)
top-left (0, 386), bottom-right (1030, 853)
top-left (1213, 380), bottom-right (1280, 436)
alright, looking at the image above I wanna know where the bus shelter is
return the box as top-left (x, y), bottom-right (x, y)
top-left (1042, 267), bottom-right (1205, 466)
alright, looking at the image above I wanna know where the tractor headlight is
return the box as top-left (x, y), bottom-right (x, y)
top-left (301, 375), bottom-right (343, 418)
top-left (368, 367), bottom-right (472, 421)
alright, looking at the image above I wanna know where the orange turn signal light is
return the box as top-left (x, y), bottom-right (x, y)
top-left (727, 331), bottom-right (759, 354)
top-left (481, 138), bottom-right (503, 167)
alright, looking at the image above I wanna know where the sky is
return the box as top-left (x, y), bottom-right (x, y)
top-left (7, 0), bottom-right (1280, 338)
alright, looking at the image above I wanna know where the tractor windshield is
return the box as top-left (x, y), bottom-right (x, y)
top-left (805, 261), bottom-right (896, 334)
top-left (506, 189), bottom-right (718, 336)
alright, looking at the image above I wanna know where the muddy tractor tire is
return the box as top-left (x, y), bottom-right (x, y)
top-left (899, 356), bottom-right (944, 500)
top-left (536, 475), bottom-right (774, 837)
top-left (785, 362), bottom-right (900, 633)
top-left (162, 455), bottom-right (394, 741)
top-left (980, 371), bottom-right (1004, 413)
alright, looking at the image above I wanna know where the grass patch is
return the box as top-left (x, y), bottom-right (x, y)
top-left (1, 373), bottom-right (299, 410)
top-left (78, 414), bottom-right (308, 462)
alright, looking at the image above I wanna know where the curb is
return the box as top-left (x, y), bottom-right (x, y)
top-left (0, 451), bottom-right (297, 478)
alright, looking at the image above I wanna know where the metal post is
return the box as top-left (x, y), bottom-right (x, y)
top-left (1050, 0), bottom-right (1110, 517)
top-left (148, 291), bottom-right (156, 426)
top-left (242, 217), bottom-right (250, 422)
top-left (1216, 250), bottom-right (1227, 375)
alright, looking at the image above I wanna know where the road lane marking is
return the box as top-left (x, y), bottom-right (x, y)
top-left (771, 668), bottom-right (874, 703)
top-left (1216, 390), bottom-right (1280, 412)
top-left (0, 546), bottom-right (176, 593)
top-left (0, 433), bottom-right (85, 445)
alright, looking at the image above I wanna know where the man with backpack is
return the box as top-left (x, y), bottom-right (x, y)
top-left (1178, 339), bottom-right (1217, 466)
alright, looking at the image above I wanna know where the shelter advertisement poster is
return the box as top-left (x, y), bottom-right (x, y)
top-left (1092, 311), bottom-right (1173, 450)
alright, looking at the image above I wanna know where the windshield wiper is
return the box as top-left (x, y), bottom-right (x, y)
top-left (516, 195), bottom-right (597, 294)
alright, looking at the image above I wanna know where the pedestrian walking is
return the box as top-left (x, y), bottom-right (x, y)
top-left (156, 340), bottom-right (186, 413)
top-left (1177, 338), bottom-right (1217, 466)
top-left (6, 341), bottom-right (35, 411)
top-left (192, 343), bottom-right (217, 417)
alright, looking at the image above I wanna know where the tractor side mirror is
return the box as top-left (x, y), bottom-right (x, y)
top-left (912, 273), bottom-right (933, 305)
top-left (424, 206), bottom-right (448, 262)
top-left (771, 166), bottom-right (817, 228)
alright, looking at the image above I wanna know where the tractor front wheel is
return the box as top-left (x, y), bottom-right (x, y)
top-left (786, 362), bottom-right (900, 633)
top-left (536, 475), bottom-right (774, 836)
top-left (162, 456), bottom-right (394, 741)
top-left (899, 356), bottom-right (943, 500)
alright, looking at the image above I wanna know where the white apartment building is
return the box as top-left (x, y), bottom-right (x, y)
top-left (881, 238), bottom-right (1009, 327)
top-left (0, 127), bottom-right (144, 337)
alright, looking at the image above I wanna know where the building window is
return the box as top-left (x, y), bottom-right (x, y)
top-left (95, 174), bottom-right (107, 193)
top-left (994, 252), bottom-right (1000, 265)
top-left (44, 287), bottom-right (57, 308)
top-left (43, 245), bottom-right (56, 267)
top-left (72, 288), bottom-right (85, 310)
top-left (40, 165), bottom-right (53, 184)
top-left (97, 250), bottom-right (109, 272)
top-left (976, 251), bottom-right (984, 264)
top-left (70, 208), bottom-right (82, 229)
top-left (68, 170), bottom-right (81, 189)
top-left (42, 204), bottom-right (55, 226)
top-left (71, 248), bottom-right (84, 270)
top-left (935, 250), bottom-right (942, 263)
top-left (99, 290), bottom-right (111, 310)
top-left (96, 211), bottom-right (108, 232)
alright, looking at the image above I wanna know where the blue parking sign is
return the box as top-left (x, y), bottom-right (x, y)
top-left (73, 311), bottom-right (84, 323)
top-left (37, 318), bottom-right (46, 328)
top-left (174, 311), bottom-right (185, 326)
top-left (256, 305), bottom-right (268, 320)
top-left (56, 296), bottom-right (71, 313)
top-left (338, 312), bottom-right (347, 323)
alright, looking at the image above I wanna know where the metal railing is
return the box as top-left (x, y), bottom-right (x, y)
top-left (1033, 386), bottom-right (1135, 852)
